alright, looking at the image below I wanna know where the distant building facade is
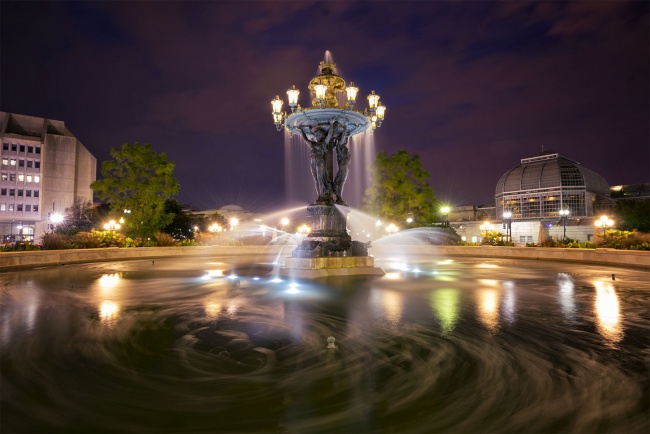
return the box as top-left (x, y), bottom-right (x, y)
top-left (0, 112), bottom-right (96, 243)
top-left (454, 150), bottom-right (616, 245)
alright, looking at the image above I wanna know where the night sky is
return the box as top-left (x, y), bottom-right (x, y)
top-left (2, 1), bottom-right (648, 212)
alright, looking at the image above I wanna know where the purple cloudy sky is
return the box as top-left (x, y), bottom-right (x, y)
top-left (2, 1), bottom-right (648, 212)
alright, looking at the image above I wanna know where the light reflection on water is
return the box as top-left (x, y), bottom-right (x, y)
top-left (0, 256), bottom-right (648, 433)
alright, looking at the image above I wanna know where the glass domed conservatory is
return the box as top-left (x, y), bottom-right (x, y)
top-left (495, 151), bottom-right (611, 219)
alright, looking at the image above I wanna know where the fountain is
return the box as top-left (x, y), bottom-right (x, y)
top-left (271, 55), bottom-right (386, 278)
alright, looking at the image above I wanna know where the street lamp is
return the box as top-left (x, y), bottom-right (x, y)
top-left (209, 223), bottom-right (222, 233)
top-left (480, 221), bottom-right (491, 239)
top-left (502, 211), bottom-right (512, 243)
top-left (385, 223), bottom-right (399, 233)
top-left (559, 209), bottom-right (570, 240)
top-left (594, 215), bottom-right (614, 238)
top-left (441, 206), bottom-right (450, 227)
top-left (297, 224), bottom-right (311, 235)
top-left (280, 217), bottom-right (290, 230)
top-left (103, 220), bottom-right (121, 232)
top-left (229, 217), bottom-right (239, 231)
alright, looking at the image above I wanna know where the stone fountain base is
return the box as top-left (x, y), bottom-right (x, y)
top-left (279, 204), bottom-right (385, 279)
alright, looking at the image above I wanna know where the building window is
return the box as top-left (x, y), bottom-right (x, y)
top-left (26, 190), bottom-right (31, 197)
top-left (34, 190), bottom-right (39, 197)
top-left (19, 159), bottom-right (24, 167)
top-left (0, 188), bottom-right (6, 195)
top-left (28, 146), bottom-right (34, 153)
top-left (10, 158), bottom-right (16, 166)
top-left (2, 158), bottom-right (7, 166)
top-left (18, 174), bottom-right (24, 182)
top-left (35, 146), bottom-right (41, 154)
top-left (9, 173), bottom-right (15, 181)
top-left (527, 236), bottom-right (533, 243)
top-left (34, 176), bottom-right (40, 183)
top-left (520, 236), bottom-right (526, 243)
top-left (17, 189), bottom-right (23, 197)
top-left (17, 204), bottom-right (22, 212)
top-left (26, 175), bottom-right (32, 182)
top-left (0, 203), bottom-right (5, 211)
top-left (33, 204), bottom-right (38, 212)
top-left (9, 204), bottom-right (14, 211)
top-left (1, 173), bottom-right (6, 181)
top-left (9, 189), bottom-right (15, 196)
top-left (2, 143), bottom-right (7, 151)
top-left (11, 144), bottom-right (17, 151)
top-left (19, 145), bottom-right (25, 152)
top-left (35, 161), bottom-right (40, 169)
top-left (25, 204), bottom-right (31, 212)
top-left (27, 160), bottom-right (33, 168)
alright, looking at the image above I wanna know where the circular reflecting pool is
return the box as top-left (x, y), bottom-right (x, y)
top-left (1, 255), bottom-right (648, 433)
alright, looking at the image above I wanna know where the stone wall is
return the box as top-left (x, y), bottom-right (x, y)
top-left (2, 245), bottom-right (648, 271)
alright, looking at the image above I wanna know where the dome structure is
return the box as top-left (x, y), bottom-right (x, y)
top-left (495, 151), bottom-right (611, 219)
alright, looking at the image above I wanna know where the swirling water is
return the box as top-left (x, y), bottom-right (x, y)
top-left (1, 256), bottom-right (648, 433)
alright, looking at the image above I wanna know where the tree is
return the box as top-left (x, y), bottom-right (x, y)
top-left (614, 199), bottom-right (650, 233)
top-left (91, 143), bottom-right (180, 238)
top-left (160, 199), bottom-right (204, 240)
top-left (362, 150), bottom-right (439, 226)
top-left (60, 197), bottom-right (95, 234)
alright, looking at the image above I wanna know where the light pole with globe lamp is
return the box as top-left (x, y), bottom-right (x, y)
top-left (594, 215), bottom-right (614, 241)
top-left (441, 206), bottom-right (450, 227)
top-left (559, 209), bottom-right (570, 240)
top-left (480, 221), bottom-right (491, 242)
top-left (502, 211), bottom-right (512, 243)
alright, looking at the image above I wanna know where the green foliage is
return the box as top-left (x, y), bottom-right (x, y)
top-left (59, 197), bottom-right (96, 235)
top-left (1, 242), bottom-right (41, 252)
top-left (614, 199), bottom-right (650, 233)
top-left (91, 142), bottom-right (180, 239)
top-left (481, 230), bottom-right (513, 246)
top-left (160, 199), bottom-right (205, 240)
top-left (362, 150), bottom-right (439, 226)
top-left (600, 230), bottom-right (650, 250)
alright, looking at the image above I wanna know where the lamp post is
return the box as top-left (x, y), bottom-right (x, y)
top-left (441, 206), bottom-right (450, 227)
top-left (559, 209), bottom-right (570, 240)
top-left (480, 221), bottom-right (491, 240)
top-left (502, 211), bottom-right (512, 243)
top-left (385, 223), bottom-right (399, 234)
top-left (594, 215), bottom-right (614, 239)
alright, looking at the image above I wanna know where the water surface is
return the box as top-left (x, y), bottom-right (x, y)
top-left (1, 255), bottom-right (648, 433)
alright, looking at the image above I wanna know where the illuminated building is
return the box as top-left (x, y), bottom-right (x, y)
top-left (0, 112), bottom-right (96, 243)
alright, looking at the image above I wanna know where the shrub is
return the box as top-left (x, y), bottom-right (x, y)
top-left (599, 230), bottom-right (650, 250)
top-left (41, 232), bottom-right (69, 250)
top-left (154, 232), bottom-right (176, 247)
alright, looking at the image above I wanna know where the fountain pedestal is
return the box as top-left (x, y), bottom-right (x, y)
top-left (280, 205), bottom-right (384, 279)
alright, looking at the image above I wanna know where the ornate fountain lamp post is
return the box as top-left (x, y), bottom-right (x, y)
top-left (271, 57), bottom-right (387, 275)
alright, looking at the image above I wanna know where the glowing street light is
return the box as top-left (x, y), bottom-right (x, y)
top-left (594, 215), bottom-right (614, 238)
top-left (406, 217), bottom-right (413, 224)
top-left (502, 211), bottom-right (512, 243)
top-left (385, 223), bottom-right (399, 233)
top-left (297, 224), bottom-right (311, 235)
top-left (209, 223), bottom-right (223, 233)
top-left (104, 220), bottom-right (121, 232)
top-left (441, 206), bottom-right (450, 227)
top-left (559, 209), bottom-right (570, 240)
top-left (480, 221), bottom-right (491, 238)
top-left (280, 217), bottom-right (290, 228)
top-left (229, 217), bottom-right (239, 231)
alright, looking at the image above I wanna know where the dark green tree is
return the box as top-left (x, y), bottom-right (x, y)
top-left (59, 197), bottom-right (95, 235)
top-left (91, 143), bottom-right (180, 238)
top-left (614, 199), bottom-right (650, 232)
top-left (160, 199), bottom-right (206, 239)
top-left (362, 150), bottom-right (439, 226)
